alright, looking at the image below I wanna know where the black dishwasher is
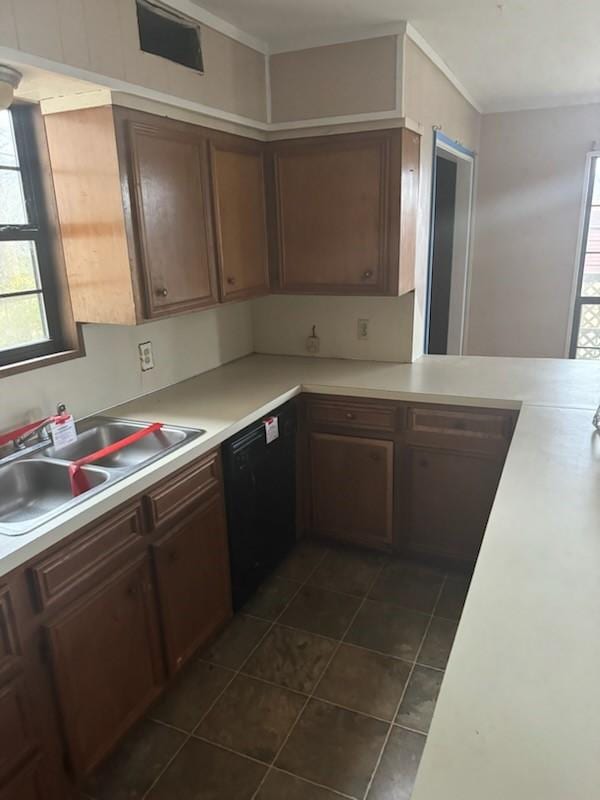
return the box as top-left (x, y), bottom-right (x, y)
top-left (222, 400), bottom-right (297, 610)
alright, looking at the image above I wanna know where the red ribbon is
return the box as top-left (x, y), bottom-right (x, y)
top-left (0, 414), bottom-right (70, 448)
top-left (68, 422), bottom-right (164, 497)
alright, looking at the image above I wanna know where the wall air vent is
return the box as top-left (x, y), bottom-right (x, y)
top-left (136, 0), bottom-right (204, 72)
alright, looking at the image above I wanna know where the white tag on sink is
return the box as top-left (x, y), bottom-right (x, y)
top-left (50, 415), bottom-right (78, 448)
top-left (264, 416), bottom-right (279, 444)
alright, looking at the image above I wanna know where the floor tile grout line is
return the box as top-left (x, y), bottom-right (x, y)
top-left (249, 555), bottom-right (390, 800)
top-left (360, 575), bottom-right (448, 800)
top-left (270, 765), bottom-right (359, 800)
top-left (140, 546), bottom-right (330, 799)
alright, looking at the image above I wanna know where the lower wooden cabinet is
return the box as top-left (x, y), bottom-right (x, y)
top-left (0, 759), bottom-right (45, 800)
top-left (309, 432), bottom-right (394, 549)
top-left (0, 676), bottom-right (36, 783)
top-left (44, 557), bottom-right (163, 776)
top-left (153, 493), bottom-right (232, 675)
top-left (399, 446), bottom-right (504, 562)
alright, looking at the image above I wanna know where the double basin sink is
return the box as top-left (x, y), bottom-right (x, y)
top-left (0, 417), bottom-right (205, 536)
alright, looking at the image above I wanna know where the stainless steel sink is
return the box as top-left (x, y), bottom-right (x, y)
top-left (0, 459), bottom-right (110, 529)
top-left (44, 419), bottom-right (190, 469)
top-left (0, 416), bottom-right (205, 536)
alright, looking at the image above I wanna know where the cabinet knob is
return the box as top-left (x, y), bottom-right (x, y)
top-left (345, 412), bottom-right (355, 420)
top-left (226, 276), bottom-right (236, 286)
top-left (126, 583), bottom-right (138, 597)
top-left (168, 548), bottom-right (178, 564)
top-left (370, 452), bottom-right (380, 462)
top-left (157, 287), bottom-right (168, 298)
top-left (420, 459), bottom-right (428, 469)
top-left (361, 270), bottom-right (373, 280)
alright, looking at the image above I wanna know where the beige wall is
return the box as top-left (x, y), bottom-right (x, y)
top-left (270, 36), bottom-right (398, 123)
top-left (252, 295), bottom-right (414, 363)
top-left (0, 303), bottom-right (254, 429)
top-left (0, 0), bottom-right (268, 122)
top-left (467, 104), bottom-right (600, 358)
top-left (403, 37), bottom-right (481, 359)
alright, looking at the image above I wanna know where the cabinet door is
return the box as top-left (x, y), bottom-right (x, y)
top-left (269, 131), bottom-right (399, 294)
top-left (0, 677), bottom-right (36, 783)
top-left (0, 759), bottom-right (44, 800)
top-left (400, 446), bottom-right (504, 563)
top-left (44, 557), bottom-right (163, 776)
top-left (309, 433), bottom-right (393, 548)
top-left (128, 119), bottom-right (218, 317)
top-left (153, 494), bottom-right (232, 675)
top-left (210, 136), bottom-right (269, 301)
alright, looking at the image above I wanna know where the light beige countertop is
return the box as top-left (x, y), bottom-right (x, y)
top-left (1, 352), bottom-right (600, 799)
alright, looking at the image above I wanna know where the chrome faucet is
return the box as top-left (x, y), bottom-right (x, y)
top-left (13, 402), bottom-right (67, 451)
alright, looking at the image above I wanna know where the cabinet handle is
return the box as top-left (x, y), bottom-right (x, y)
top-left (126, 583), bottom-right (138, 597)
top-left (361, 270), bottom-right (373, 280)
top-left (226, 276), bottom-right (236, 286)
top-left (157, 287), bottom-right (168, 298)
top-left (168, 548), bottom-right (178, 564)
top-left (420, 459), bottom-right (428, 468)
top-left (345, 412), bottom-right (355, 420)
top-left (370, 452), bottom-right (380, 462)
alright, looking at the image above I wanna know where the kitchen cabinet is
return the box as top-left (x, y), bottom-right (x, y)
top-left (0, 759), bottom-right (45, 800)
top-left (209, 133), bottom-right (270, 302)
top-left (126, 114), bottom-right (219, 318)
top-left (0, 677), bottom-right (36, 783)
top-left (399, 446), bottom-right (504, 562)
top-left (267, 128), bottom-right (420, 295)
top-left (309, 432), bottom-right (394, 549)
top-left (153, 494), bottom-right (231, 674)
top-left (43, 556), bottom-right (163, 776)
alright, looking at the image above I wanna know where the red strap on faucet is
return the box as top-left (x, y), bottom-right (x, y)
top-left (0, 415), bottom-right (69, 448)
top-left (69, 422), bottom-right (164, 497)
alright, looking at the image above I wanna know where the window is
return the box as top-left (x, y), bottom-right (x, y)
top-left (0, 105), bottom-right (74, 370)
top-left (571, 154), bottom-right (600, 359)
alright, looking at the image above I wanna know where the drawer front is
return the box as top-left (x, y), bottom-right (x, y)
top-left (0, 588), bottom-right (20, 676)
top-left (406, 406), bottom-right (514, 454)
top-left (0, 678), bottom-right (36, 782)
top-left (29, 503), bottom-right (144, 612)
top-left (145, 450), bottom-right (221, 528)
top-left (307, 398), bottom-right (398, 433)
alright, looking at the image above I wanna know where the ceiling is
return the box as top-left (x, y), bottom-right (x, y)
top-left (191, 0), bottom-right (600, 113)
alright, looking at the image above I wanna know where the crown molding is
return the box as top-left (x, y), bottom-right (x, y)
top-left (404, 23), bottom-right (482, 113)
top-left (161, 0), bottom-right (269, 53)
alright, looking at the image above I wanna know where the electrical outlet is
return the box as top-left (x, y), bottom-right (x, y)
top-left (306, 324), bottom-right (320, 354)
top-left (138, 341), bottom-right (154, 371)
top-left (357, 319), bottom-right (369, 340)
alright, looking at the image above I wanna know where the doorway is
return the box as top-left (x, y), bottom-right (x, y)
top-left (425, 132), bottom-right (475, 355)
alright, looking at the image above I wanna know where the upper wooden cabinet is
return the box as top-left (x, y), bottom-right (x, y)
top-left (209, 133), bottom-right (269, 302)
top-left (44, 107), bottom-right (271, 324)
top-left (266, 128), bottom-right (420, 295)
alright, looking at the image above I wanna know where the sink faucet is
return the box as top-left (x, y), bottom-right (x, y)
top-left (13, 403), bottom-right (67, 451)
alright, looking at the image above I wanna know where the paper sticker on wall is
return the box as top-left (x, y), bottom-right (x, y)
top-left (264, 416), bottom-right (279, 444)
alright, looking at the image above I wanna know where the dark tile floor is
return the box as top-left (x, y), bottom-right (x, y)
top-left (84, 540), bottom-right (470, 800)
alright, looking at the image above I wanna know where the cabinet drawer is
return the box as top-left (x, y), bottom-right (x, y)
top-left (306, 398), bottom-right (398, 433)
top-left (145, 450), bottom-right (221, 528)
top-left (29, 503), bottom-right (144, 612)
top-left (0, 588), bottom-right (20, 676)
top-left (406, 406), bottom-right (514, 454)
top-left (0, 677), bottom-right (36, 782)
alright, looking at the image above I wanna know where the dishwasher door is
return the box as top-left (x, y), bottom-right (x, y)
top-left (222, 401), bottom-right (297, 609)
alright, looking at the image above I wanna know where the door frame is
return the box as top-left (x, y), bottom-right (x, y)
top-left (424, 130), bottom-right (476, 355)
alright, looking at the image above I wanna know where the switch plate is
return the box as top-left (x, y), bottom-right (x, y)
top-left (357, 319), bottom-right (369, 340)
top-left (138, 341), bottom-right (154, 371)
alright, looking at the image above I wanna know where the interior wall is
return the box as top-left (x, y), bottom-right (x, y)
top-left (467, 104), bottom-right (600, 357)
top-left (403, 37), bottom-right (482, 360)
top-left (0, 302), bottom-right (254, 429)
top-left (252, 294), bottom-right (414, 363)
top-left (269, 36), bottom-right (399, 123)
top-left (0, 0), bottom-right (268, 122)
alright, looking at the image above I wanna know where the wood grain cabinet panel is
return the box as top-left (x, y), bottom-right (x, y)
top-left (399, 445), bottom-right (504, 563)
top-left (44, 556), bottom-right (163, 776)
top-left (306, 397), bottom-right (398, 433)
top-left (0, 758), bottom-right (45, 800)
top-left (0, 677), bottom-right (36, 783)
top-left (309, 432), bottom-right (394, 549)
top-left (268, 128), bottom-right (419, 295)
top-left (0, 587), bottom-right (20, 678)
top-left (152, 494), bottom-right (232, 674)
top-left (210, 135), bottom-right (269, 301)
top-left (127, 119), bottom-right (219, 317)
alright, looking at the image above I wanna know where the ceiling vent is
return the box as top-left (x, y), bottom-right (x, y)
top-left (136, 0), bottom-right (204, 73)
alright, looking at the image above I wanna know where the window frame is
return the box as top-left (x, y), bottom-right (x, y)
top-left (0, 103), bottom-right (82, 374)
top-left (569, 153), bottom-right (600, 359)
